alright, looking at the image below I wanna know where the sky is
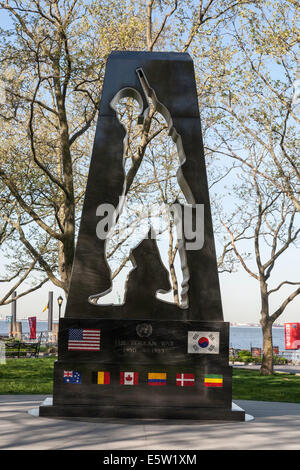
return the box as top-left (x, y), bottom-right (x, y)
top-left (0, 4), bottom-right (299, 325)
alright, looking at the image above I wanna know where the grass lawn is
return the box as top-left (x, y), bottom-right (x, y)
top-left (232, 368), bottom-right (300, 403)
top-left (1, 358), bottom-right (300, 403)
top-left (0, 357), bottom-right (56, 394)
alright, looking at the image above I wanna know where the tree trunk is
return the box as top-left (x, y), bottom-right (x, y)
top-left (62, 198), bottom-right (75, 293)
top-left (169, 261), bottom-right (179, 305)
top-left (260, 318), bottom-right (274, 375)
top-left (53, 61), bottom-right (75, 295)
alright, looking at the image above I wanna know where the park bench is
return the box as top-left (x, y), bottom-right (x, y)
top-left (4, 338), bottom-right (41, 358)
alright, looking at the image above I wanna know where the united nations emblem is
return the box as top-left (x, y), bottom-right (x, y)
top-left (136, 323), bottom-right (153, 338)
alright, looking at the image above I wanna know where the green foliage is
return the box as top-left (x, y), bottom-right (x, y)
top-left (0, 357), bottom-right (56, 394)
top-left (238, 350), bottom-right (252, 359)
top-left (233, 368), bottom-right (300, 403)
top-left (231, 352), bottom-right (289, 365)
top-left (231, 350), bottom-right (257, 363)
top-left (273, 356), bottom-right (288, 365)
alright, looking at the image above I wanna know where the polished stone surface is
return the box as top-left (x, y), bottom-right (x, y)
top-left (39, 318), bottom-right (242, 419)
top-left (65, 51), bottom-right (223, 321)
top-left (44, 52), bottom-right (233, 421)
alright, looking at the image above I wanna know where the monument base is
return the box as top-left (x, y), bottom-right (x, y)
top-left (39, 401), bottom-right (245, 421)
top-left (44, 318), bottom-right (244, 421)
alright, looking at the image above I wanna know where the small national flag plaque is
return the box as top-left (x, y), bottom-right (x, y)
top-left (148, 372), bottom-right (167, 386)
top-left (63, 370), bottom-right (82, 384)
top-left (204, 374), bottom-right (223, 387)
top-left (92, 371), bottom-right (110, 385)
top-left (120, 372), bottom-right (138, 385)
top-left (176, 373), bottom-right (195, 387)
top-left (68, 328), bottom-right (101, 351)
top-left (187, 331), bottom-right (220, 354)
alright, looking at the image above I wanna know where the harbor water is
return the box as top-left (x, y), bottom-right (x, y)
top-left (229, 326), bottom-right (285, 351)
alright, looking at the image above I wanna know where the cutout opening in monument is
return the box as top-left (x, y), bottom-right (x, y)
top-left (89, 68), bottom-right (200, 309)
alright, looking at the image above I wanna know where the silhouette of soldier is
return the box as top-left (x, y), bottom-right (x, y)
top-left (89, 69), bottom-right (198, 308)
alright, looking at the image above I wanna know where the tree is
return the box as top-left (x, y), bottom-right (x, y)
top-left (195, 0), bottom-right (300, 373)
top-left (205, 0), bottom-right (300, 213)
top-left (219, 161), bottom-right (300, 375)
top-left (0, 0), bottom-right (257, 303)
top-left (0, 0), bottom-right (147, 301)
top-left (205, 1), bottom-right (300, 373)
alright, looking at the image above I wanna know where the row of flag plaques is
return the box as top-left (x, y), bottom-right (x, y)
top-left (63, 371), bottom-right (224, 387)
top-left (66, 328), bottom-right (220, 354)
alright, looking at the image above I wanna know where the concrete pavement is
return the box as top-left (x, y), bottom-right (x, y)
top-left (1, 395), bottom-right (300, 450)
top-left (232, 364), bottom-right (300, 374)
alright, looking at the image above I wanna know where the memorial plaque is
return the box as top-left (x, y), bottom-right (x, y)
top-left (40, 51), bottom-right (245, 421)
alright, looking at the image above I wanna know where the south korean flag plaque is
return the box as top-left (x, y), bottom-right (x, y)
top-left (187, 331), bottom-right (220, 354)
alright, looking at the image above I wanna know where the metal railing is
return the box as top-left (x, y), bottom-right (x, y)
top-left (279, 350), bottom-right (300, 364)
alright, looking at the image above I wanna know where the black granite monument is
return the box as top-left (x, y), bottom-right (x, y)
top-left (40, 51), bottom-right (245, 420)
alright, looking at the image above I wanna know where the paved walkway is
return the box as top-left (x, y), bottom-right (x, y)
top-left (1, 395), bottom-right (300, 450)
top-left (232, 364), bottom-right (300, 374)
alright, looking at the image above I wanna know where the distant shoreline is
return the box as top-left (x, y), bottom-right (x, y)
top-left (0, 319), bottom-right (285, 328)
top-left (230, 324), bottom-right (284, 328)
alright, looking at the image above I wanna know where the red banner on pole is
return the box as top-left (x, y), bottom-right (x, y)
top-left (284, 323), bottom-right (300, 350)
top-left (28, 317), bottom-right (37, 340)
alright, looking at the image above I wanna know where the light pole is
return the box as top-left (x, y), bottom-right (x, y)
top-left (57, 295), bottom-right (63, 321)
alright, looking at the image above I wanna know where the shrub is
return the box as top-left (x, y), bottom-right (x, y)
top-left (274, 356), bottom-right (288, 365)
top-left (251, 357), bottom-right (262, 364)
top-left (238, 350), bottom-right (252, 362)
